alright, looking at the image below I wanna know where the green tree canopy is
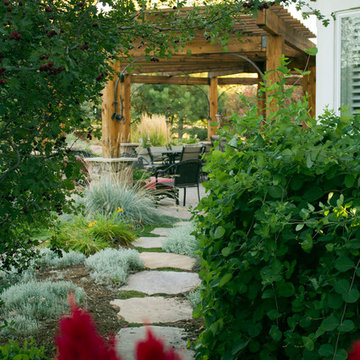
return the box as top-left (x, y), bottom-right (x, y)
top-left (132, 84), bottom-right (227, 139)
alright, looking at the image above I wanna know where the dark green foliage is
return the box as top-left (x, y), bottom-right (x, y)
top-left (0, 0), bottom-right (202, 271)
top-left (194, 59), bottom-right (360, 360)
top-left (0, 339), bottom-right (48, 360)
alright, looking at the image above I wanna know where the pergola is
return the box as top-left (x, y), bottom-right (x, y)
top-left (101, 5), bottom-right (316, 158)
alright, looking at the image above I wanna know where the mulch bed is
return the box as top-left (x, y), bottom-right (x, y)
top-left (1, 264), bottom-right (203, 358)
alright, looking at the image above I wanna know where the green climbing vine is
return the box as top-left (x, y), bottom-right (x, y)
top-left (194, 58), bottom-right (360, 360)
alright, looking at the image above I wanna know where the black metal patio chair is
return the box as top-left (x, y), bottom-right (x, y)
top-left (147, 146), bottom-right (168, 165)
top-left (180, 144), bottom-right (205, 161)
top-left (155, 159), bottom-right (202, 206)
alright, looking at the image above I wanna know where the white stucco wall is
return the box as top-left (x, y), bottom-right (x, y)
top-left (315, 0), bottom-right (360, 117)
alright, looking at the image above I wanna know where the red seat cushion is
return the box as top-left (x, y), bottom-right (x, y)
top-left (144, 177), bottom-right (174, 190)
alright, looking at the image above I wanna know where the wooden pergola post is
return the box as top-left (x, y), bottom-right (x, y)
top-left (102, 68), bottom-right (131, 158)
top-left (302, 56), bottom-right (316, 118)
top-left (208, 76), bottom-right (218, 139)
top-left (266, 34), bottom-right (284, 117)
top-left (102, 62), bottom-right (118, 158)
top-left (119, 74), bottom-right (132, 143)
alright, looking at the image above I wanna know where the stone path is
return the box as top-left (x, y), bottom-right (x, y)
top-left (111, 297), bottom-right (193, 323)
top-left (112, 212), bottom-right (200, 360)
top-left (132, 236), bottom-right (167, 248)
top-left (119, 271), bottom-right (200, 295)
top-left (139, 252), bottom-right (196, 270)
top-left (116, 326), bottom-right (195, 360)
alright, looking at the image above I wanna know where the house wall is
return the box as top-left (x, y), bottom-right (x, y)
top-left (315, 0), bottom-right (360, 117)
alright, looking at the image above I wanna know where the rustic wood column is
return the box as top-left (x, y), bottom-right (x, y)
top-left (208, 76), bottom-right (218, 139)
top-left (119, 74), bottom-right (131, 143)
top-left (102, 62), bottom-right (119, 158)
top-left (302, 56), bottom-right (316, 118)
top-left (102, 65), bottom-right (132, 158)
top-left (266, 34), bottom-right (284, 117)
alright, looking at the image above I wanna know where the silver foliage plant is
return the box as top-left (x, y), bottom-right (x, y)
top-left (79, 176), bottom-right (166, 226)
top-left (162, 222), bottom-right (199, 258)
top-left (85, 248), bottom-right (143, 286)
top-left (0, 280), bottom-right (85, 336)
top-left (35, 248), bottom-right (86, 269)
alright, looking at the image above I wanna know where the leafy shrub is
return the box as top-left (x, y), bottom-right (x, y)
top-left (194, 60), bottom-right (360, 360)
top-left (184, 127), bottom-right (208, 141)
top-left (133, 169), bottom-right (151, 183)
top-left (0, 281), bottom-right (84, 336)
top-left (50, 213), bottom-right (135, 256)
top-left (0, 339), bottom-right (48, 360)
top-left (85, 248), bottom-right (143, 286)
top-left (81, 177), bottom-right (166, 226)
top-left (35, 248), bottom-right (86, 269)
top-left (162, 222), bottom-right (199, 258)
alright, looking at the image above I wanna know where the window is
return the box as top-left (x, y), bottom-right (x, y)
top-left (336, 9), bottom-right (360, 113)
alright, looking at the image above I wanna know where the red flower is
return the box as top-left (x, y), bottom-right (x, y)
top-left (56, 296), bottom-right (183, 360)
top-left (56, 294), bottom-right (122, 360)
top-left (136, 328), bottom-right (183, 360)
top-left (349, 341), bottom-right (360, 360)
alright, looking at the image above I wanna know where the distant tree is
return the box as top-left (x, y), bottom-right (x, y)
top-left (131, 84), bottom-right (228, 139)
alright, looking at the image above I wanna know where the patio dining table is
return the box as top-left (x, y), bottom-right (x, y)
top-left (161, 150), bottom-right (182, 165)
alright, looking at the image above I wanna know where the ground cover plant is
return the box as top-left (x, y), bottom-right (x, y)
top-left (84, 248), bottom-right (143, 286)
top-left (162, 222), bottom-right (199, 258)
top-left (0, 246), bottom-right (143, 353)
top-left (0, 281), bottom-right (84, 336)
top-left (0, 339), bottom-right (48, 360)
top-left (35, 248), bottom-right (86, 269)
top-left (194, 59), bottom-right (360, 360)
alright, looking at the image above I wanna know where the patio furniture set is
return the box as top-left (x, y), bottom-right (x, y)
top-left (136, 144), bottom-right (207, 206)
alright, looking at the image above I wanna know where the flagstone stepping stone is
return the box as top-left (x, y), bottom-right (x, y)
top-left (157, 205), bottom-right (192, 220)
top-left (150, 227), bottom-right (172, 236)
top-left (111, 297), bottom-right (193, 323)
top-left (132, 236), bottom-right (166, 248)
top-left (139, 252), bottom-right (196, 271)
top-left (119, 271), bottom-right (200, 295)
top-left (116, 326), bottom-right (195, 360)
top-left (174, 221), bottom-right (190, 227)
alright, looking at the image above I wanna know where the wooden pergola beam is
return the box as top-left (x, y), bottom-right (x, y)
top-left (208, 69), bottom-right (245, 77)
top-left (125, 63), bottom-right (252, 74)
top-left (131, 75), bottom-right (209, 85)
top-left (256, 8), bottom-right (315, 53)
top-left (130, 36), bottom-right (264, 57)
top-left (131, 75), bottom-right (302, 86)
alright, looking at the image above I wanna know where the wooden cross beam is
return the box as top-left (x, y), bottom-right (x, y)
top-left (256, 8), bottom-right (315, 53)
top-left (130, 75), bottom-right (302, 86)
